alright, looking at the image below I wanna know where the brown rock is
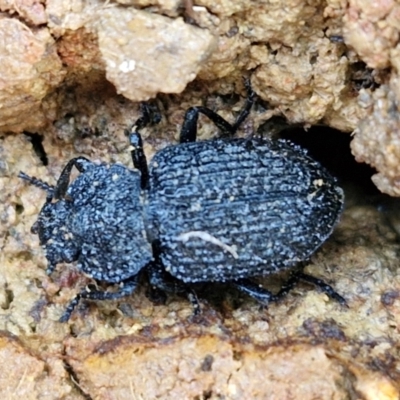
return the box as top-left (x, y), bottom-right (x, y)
top-left (0, 19), bottom-right (64, 132)
top-left (0, 332), bottom-right (82, 399)
top-left (96, 8), bottom-right (216, 101)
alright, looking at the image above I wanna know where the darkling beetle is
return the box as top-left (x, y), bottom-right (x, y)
top-left (19, 83), bottom-right (346, 322)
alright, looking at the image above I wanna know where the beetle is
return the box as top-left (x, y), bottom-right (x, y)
top-left (19, 85), bottom-right (345, 322)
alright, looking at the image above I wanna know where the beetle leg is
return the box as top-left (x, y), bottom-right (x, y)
top-left (179, 79), bottom-right (257, 143)
top-left (180, 106), bottom-right (235, 143)
top-left (145, 284), bottom-right (167, 305)
top-left (232, 279), bottom-right (279, 304)
top-left (59, 274), bottom-right (140, 322)
top-left (231, 78), bottom-right (257, 132)
top-left (234, 269), bottom-right (346, 307)
top-left (129, 132), bottom-right (149, 190)
top-left (53, 157), bottom-right (93, 200)
top-left (282, 271), bottom-right (347, 305)
top-left (146, 261), bottom-right (201, 315)
top-left (132, 101), bottom-right (162, 132)
top-left (128, 102), bottom-right (161, 190)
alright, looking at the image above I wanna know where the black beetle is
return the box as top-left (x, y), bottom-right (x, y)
top-left (19, 86), bottom-right (345, 322)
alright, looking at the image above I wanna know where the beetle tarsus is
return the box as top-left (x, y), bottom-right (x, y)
top-left (293, 271), bottom-right (347, 306)
top-left (273, 270), bottom-right (347, 305)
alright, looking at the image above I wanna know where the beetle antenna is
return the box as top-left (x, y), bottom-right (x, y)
top-left (18, 171), bottom-right (55, 195)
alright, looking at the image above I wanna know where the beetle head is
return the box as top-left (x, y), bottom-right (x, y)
top-left (33, 197), bottom-right (81, 267)
top-left (19, 172), bottom-right (80, 270)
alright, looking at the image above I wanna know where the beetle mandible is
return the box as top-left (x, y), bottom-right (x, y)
top-left (19, 84), bottom-right (345, 322)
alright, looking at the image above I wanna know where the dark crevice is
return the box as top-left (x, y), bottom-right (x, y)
top-left (232, 350), bottom-right (243, 361)
top-left (1, 286), bottom-right (14, 310)
top-left (194, 391), bottom-right (213, 400)
top-left (349, 61), bottom-right (380, 91)
top-left (0, 231), bottom-right (8, 253)
top-left (200, 354), bottom-right (214, 372)
top-left (63, 359), bottom-right (93, 400)
top-left (24, 132), bottom-right (48, 166)
top-left (15, 204), bottom-right (24, 215)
